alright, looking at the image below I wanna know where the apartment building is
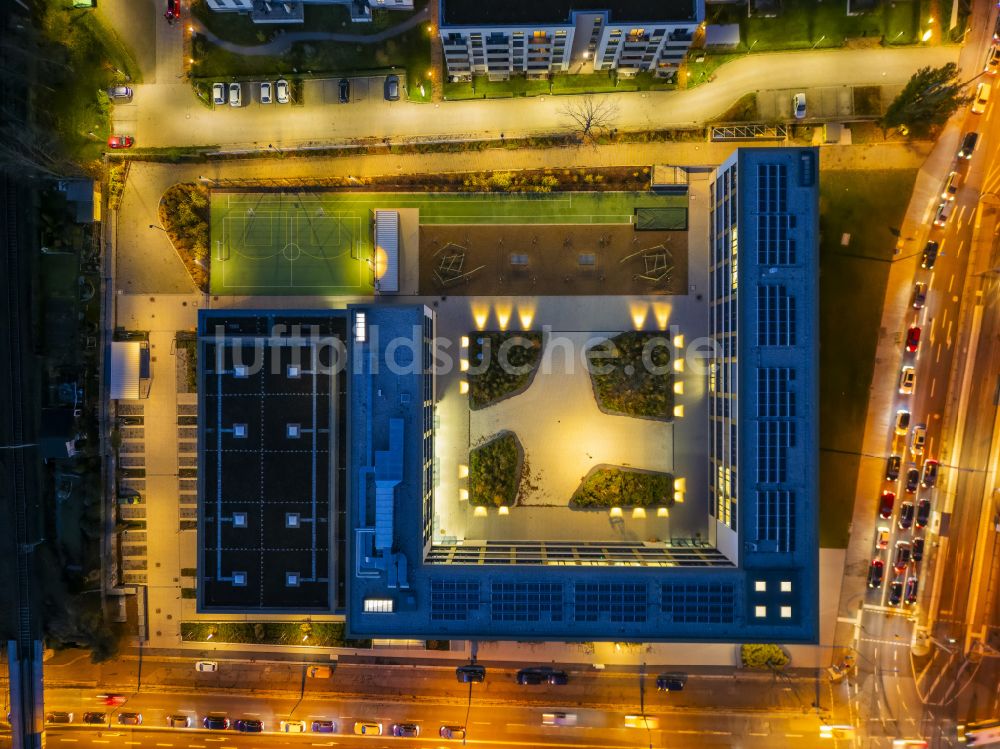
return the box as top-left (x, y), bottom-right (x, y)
top-left (438, 0), bottom-right (704, 80)
top-left (205, 0), bottom-right (412, 25)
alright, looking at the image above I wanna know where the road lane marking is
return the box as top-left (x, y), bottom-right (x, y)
top-left (156, 744), bottom-right (174, 747)
top-left (957, 205), bottom-right (967, 226)
top-left (125, 743), bottom-right (141, 746)
top-left (949, 274), bottom-right (955, 293)
top-left (936, 344), bottom-right (942, 363)
top-left (92, 741), bottom-right (110, 745)
top-left (58, 740), bottom-right (78, 743)
top-left (931, 378), bottom-right (937, 398)
top-left (957, 239), bottom-right (965, 257)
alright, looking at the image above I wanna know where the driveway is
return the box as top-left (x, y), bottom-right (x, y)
top-left (117, 46), bottom-right (959, 149)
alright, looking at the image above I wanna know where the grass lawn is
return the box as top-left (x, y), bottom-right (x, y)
top-left (570, 467), bottom-right (674, 508)
top-left (684, 54), bottom-right (739, 89)
top-left (469, 432), bottom-right (522, 507)
top-left (444, 71), bottom-right (674, 100)
top-left (818, 168), bottom-right (918, 548)
top-left (468, 332), bottom-right (544, 410)
top-left (709, 0), bottom-right (925, 49)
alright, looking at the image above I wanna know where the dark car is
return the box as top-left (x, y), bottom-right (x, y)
top-left (339, 78), bottom-right (350, 103)
top-left (656, 673), bottom-right (687, 691)
top-left (46, 712), bottom-right (74, 725)
top-left (904, 576), bottom-right (919, 605)
top-left (921, 240), bottom-right (940, 269)
top-left (912, 536), bottom-right (925, 562)
top-left (958, 131), bottom-right (978, 159)
top-left (906, 326), bottom-right (921, 353)
top-left (894, 541), bottom-right (911, 572)
top-left (913, 282), bottom-right (927, 309)
top-left (516, 667), bottom-right (566, 685)
top-left (83, 713), bottom-right (107, 725)
top-left (921, 459), bottom-right (939, 488)
top-left (440, 725), bottom-right (466, 740)
top-left (391, 723), bottom-right (419, 737)
top-left (234, 719), bottom-right (263, 733)
top-left (899, 501), bottom-right (915, 530)
top-left (203, 716), bottom-right (230, 730)
top-left (547, 670), bottom-right (569, 685)
top-left (118, 713), bottom-right (142, 726)
top-left (904, 466), bottom-right (919, 493)
top-left (888, 579), bottom-right (904, 606)
top-left (384, 74), bottom-right (400, 101)
top-left (885, 455), bottom-right (902, 481)
top-left (456, 664), bottom-right (486, 683)
top-left (867, 558), bottom-right (885, 589)
top-left (915, 498), bottom-right (931, 529)
top-left (879, 490), bottom-right (896, 519)
top-left (311, 720), bottom-right (336, 733)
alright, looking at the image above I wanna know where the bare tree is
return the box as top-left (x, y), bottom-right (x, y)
top-left (560, 95), bottom-right (619, 145)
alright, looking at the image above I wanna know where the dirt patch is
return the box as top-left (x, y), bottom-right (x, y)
top-left (419, 224), bottom-right (687, 296)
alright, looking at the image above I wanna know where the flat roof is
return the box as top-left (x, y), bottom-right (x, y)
top-left (197, 311), bottom-right (346, 612)
top-left (441, 0), bottom-right (699, 27)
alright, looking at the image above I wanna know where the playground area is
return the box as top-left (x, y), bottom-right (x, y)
top-left (209, 190), bottom-right (688, 296)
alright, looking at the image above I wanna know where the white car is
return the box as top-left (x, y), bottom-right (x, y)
top-left (212, 83), bottom-right (226, 106)
top-left (898, 366), bottom-right (916, 395)
top-left (276, 78), bottom-right (289, 104)
top-left (228, 82), bottom-right (241, 107)
top-left (911, 424), bottom-right (927, 456)
top-left (280, 721), bottom-right (306, 733)
top-left (933, 200), bottom-right (953, 227)
top-left (260, 81), bottom-right (272, 104)
top-left (792, 92), bottom-right (806, 119)
top-left (195, 661), bottom-right (218, 672)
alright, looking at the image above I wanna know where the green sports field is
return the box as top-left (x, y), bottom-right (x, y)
top-left (209, 191), bottom-right (686, 295)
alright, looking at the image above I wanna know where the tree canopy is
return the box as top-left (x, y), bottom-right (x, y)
top-left (881, 63), bottom-right (972, 136)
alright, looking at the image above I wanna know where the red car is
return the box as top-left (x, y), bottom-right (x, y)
top-left (906, 326), bottom-right (921, 353)
top-left (166, 0), bottom-right (180, 18)
top-left (100, 694), bottom-right (127, 706)
top-left (108, 135), bottom-right (133, 149)
top-left (879, 490), bottom-right (895, 519)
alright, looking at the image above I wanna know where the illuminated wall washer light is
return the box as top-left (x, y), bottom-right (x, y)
top-left (498, 506), bottom-right (510, 516)
top-left (609, 506), bottom-right (623, 518)
top-left (673, 358), bottom-right (684, 372)
top-left (460, 359), bottom-right (469, 372)
top-left (632, 507), bottom-right (646, 519)
top-left (474, 506), bottom-right (488, 517)
top-left (673, 334), bottom-right (684, 348)
top-left (673, 490), bottom-right (685, 503)
top-left (459, 489), bottom-right (469, 501)
top-left (460, 336), bottom-right (469, 348)
top-left (656, 507), bottom-right (669, 517)
top-left (673, 405), bottom-right (684, 418)
top-left (458, 464), bottom-right (469, 478)
top-left (459, 380), bottom-right (469, 394)
top-left (673, 381), bottom-right (684, 395)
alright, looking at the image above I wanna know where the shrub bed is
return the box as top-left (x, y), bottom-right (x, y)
top-left (181, 621), bottom-right (371, 648)
top-left (588, 332), bottom-right (673, 419)
top-left (570, 467), bottom-right (673, 508)
top-left (741, 643), bottom-right (790, 670)
top-left (159, 183), bottom-right (210, 291)
top-left (469, 432), bottom-right (522, 507)
top-left (468, 332), bottom-right (543, 410)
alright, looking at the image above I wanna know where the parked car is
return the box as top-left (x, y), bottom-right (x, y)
top-left (921, 240), bottom-right (940, 269)
top-left (384, 74), bottom-right (400, 101)
top-left (516, 668), bottom-right (547, 685)
top-left (46, 712), bottom-right (74, 724)
top-left (867, 558), bottom-right (885, 589)
top-left (894, 540), bottom-right (912, 572)
top-left (912, 536), bottom-right (925, 562)
top-left (547, 670), bottom-right (569, 685)
top-left (876, 526), bottom-right (890, 549)
top-left (107, 135), bottom-right (133, 149)
top-left (899, 366), bottom-right (916, 395)
top-left (886, 454), bottom-right (902, 481)
top-left (942, 170), bottom-right (963, 200)
top-left (276, 78), bottom-right (289, 104)
top-left (311, 720), bottom-right (336, 733)
top-left (195, 661), bottom-right (218, 672)
top-left (339, 78), bottom-right (350, 103)
top-left (904, 576), bottom-right (919, 605)
top-left (391, 723), bottom-right (419, 737)
top-left (166, 0), bottom-right (180, 20)
top-left (280, 721), bottom-right (306, 733)
top-left (904, 467), bottom-right (919, 493)
top-left (167, 715), bottom-right (190, 728)
top-left (911, 424), bottom-right (927, 456)
top-left (933, 201), bottom-right (953, 227)
top-left (971, 81), bottom-right (992, 114)
top-left (913, 282), bottom-right (927, 309)
top-left (899, 501), bottom-right (915, 530)
top-left (260, 81), bottom-right (272, 104)
top-left (456, 664), bottom-right (486, 683)
top-left (916, 498), bottom-right (931, 529)
top-left (440, 725), bottom-right (467, 740)
top-left (118, 713), bottom-right (142, 726)
top-left (958, 132), bottom-right (978, 159)
top-left (792, 92), bottom-right (806, 119)
top-left (229, 82), bottom-right (242, 107)
top-left (879, 490), bottom-right (896, 519)
top-left (895, 410), bottom-right (911, 436)
top-left (83, 713), bottom-right (107, 725)
top-left (990, 44), bottom-right (1000, 75)
top-left (108, 85), bottom-right (133, 101)
top-left (203, 715), bottom-right (230, 730)
top-left (212, 82), bottom-right (226, 105)
top-left (656, 673), bottom-right (687, 691)
top-left (906, 326), bottom-right (921, 353)
top-left (234, 719), bottom-right (263, 733)
top-left (921, 459), bottom-right (939, 488)
top-left (888, 578), bottom-right (904, 606)
top-left (354, 721), bottom-right (382, 735)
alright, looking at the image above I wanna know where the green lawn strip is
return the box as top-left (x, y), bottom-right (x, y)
top-left (570, 467), bottom-right (674, 509)
top-left (191, 0), bottom-right (278, 46)
top-left (468, 332), bottom-right (543, 410)
top-left (684, 54), bottom-right (739, 90)
top-left (469, 432), bottom-right (522, 507)
top-left (181, 621), bottom-right (371, 648)
top-left (78, 13), bottom-right (143, 83)
top-left (587, 332), bottom-right (673, 419)
top-left (818, 168), bottom-right (918, 548)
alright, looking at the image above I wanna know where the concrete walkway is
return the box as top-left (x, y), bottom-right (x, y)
top-left (191, 5), bottom-right (431, 56)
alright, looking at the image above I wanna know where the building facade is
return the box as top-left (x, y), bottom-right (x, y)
top-left (205, 0), bottom-right (412, 25)
top-left (439, 0), bottom-right (703, 80)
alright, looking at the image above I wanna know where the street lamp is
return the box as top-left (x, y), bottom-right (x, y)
top-left (921, 29), bottom-right (933, 42)
top-left (747, 39), bottom-right (758, 55)
top-left (148, 224), bottom-right (167, 233)
top-left (811, 34), bottom-right (826, 49)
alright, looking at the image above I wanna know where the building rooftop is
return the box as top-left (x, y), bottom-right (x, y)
top-left (197, 311), bottom-right (346, 612)
top-left (440, 0), bottom-right (699, 27)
